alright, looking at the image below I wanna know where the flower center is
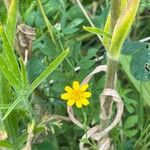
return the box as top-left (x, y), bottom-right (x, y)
top-left (73, 90), bottom-right (83, 101)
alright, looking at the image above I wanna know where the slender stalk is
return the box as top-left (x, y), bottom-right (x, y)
top-left (36, 0), bottom-right (57, 47)
top-left (76, 0), bottom-right (103, 44)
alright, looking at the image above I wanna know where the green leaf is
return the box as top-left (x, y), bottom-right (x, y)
top-left (130, 48), bottom-right (150, 81)
top-left (0, 54), bottom-right (21, 90)
top-left (2, 49), bottom-right (69, 120)
top-left (29, 49), bottom-right (69, 92)
top-left (0, 141), bottom-right (13, 149)
top-left (124, 115), bottom-right (138, 129)
top-left (67, 5), bottom-right (85, 20)
top-left (79, 58), bottom-right (95, 69)
top-left (86, 48), bottom-right (99, 59)
top-left (83, 26), bottom-right (111, 38)
top-left (67, 19), bottom-right (83, 29)
top-left (120, 54), bottom-right (150, 106)
top-left (63, 27), bottom-right (79, 35)
top-left (0, 25), bottom-right (20, 79)
top-left (122, 41), bottom-right (146, 55)
top-left (19, 58), bottom-right (28, 87)
top-left (33, 36), bottom-right (58, 57)
top-left (125, 104), bottom-right (135, 114)
top-left (109, 0), bottom-right (140, 60)
top-left (2, 92), bottom-right (28, 121)
top-left (124, 129), bottom-right (138, 137)
top-left (50, 70), bottom-right (68, 82)
top-left (27, 54), bottom-right (46, 83)
top-left (63, 19), bottom-right (83, 34)
top-left (6, 0), bottom-right (18, 47)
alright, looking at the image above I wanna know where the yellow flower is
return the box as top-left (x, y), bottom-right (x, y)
top-left (61, 81), bottom-right (91, 108)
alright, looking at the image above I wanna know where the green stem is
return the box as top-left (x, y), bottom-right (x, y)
top-left (36, 0), bottom-right (57, 47)
top-left (100, 0), bottom-right (121, 135)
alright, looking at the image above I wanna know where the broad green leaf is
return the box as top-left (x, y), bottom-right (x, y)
top-left (122, 41), bottom-right (146, 55)
top-left (83, 26), bottom-right (111, 38)
top-left (6, 0), bottom-right (18, 47)
top-left (124, 129), bottom-right (138, 137)
top-left (0, 25), bottom-right (20, 78)
top-left (130, 48), bottom-right (150, 81)
top-left (120, 54), bottom-right (150, 106)
top-left (3, 49), bottom-right (69, 120)
top-left (79, 58), bottom-right (95, 69)
top-left (124, 115), bottom-right (138, 129)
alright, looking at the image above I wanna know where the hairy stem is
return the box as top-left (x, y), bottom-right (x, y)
top-left (100, 0), bottom-right (121, 140)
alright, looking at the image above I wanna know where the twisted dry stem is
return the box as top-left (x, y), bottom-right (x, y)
top-left (67, 65), bottom-right (124, 150)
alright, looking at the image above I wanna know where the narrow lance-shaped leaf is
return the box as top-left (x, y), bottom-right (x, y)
top-left (103, 13), bottom-right (111, 50)
top-left (121, 0), bottom-right (127, 11)
top-left (109, 0), bottom-right (140, 60)
top-left (6, 0), bottom-right (19, 47)
top-left (0, 54), bottom-right (21, 91)
top-left (83, 26), bottom-right (111, 39)
top-left (0, 25), bottom-right (20, 79)
top-left (29, 49), bottom-right (69, 92)
top-left (2, 49), bottom-right (69, 120)
top-left (103, 0), bottom-right (127, 50)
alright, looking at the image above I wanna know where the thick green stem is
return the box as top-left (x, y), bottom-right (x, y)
top-left (100, 58), bottom-right (118, 130)
top-left (100, 0), bottom-right (121, 134)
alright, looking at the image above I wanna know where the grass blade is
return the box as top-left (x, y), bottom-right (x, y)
top-left (6, 0), bottom-right (19, 47)
top-left (0, 25), bottom-right (20, 79)
top-left (0, 54), bottom-right (21, 90)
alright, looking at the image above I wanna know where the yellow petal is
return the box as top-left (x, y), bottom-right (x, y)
top-left (61, 93), bottom-right (70, 100)
top-left (81, 98), bottom-right (89, 106)
top-left (65, 86), bottom-right (73, 93)
top-left (83, 92), bottom-right (91, 98)
top-left (80, 84), bottom-right (89, 92)
top-left (67, 99), bottom-right (75, 106)
top-left (76, 100), bottom-right (82, 108)
top-left (73, 81), bottom-right (80, 90)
